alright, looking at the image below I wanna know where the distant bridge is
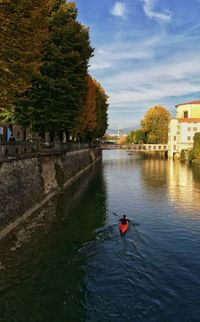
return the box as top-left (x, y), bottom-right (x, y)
top-left (101, 143), bottom-right (168, 152)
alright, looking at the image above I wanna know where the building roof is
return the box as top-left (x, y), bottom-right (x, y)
top-left (177, 118), bottom-right (200, 123)
top-left (175, 100), bottom-right (200, 107)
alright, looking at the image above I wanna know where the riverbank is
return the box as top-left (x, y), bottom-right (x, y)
top-left (0, 147), bottom-right (101, 240)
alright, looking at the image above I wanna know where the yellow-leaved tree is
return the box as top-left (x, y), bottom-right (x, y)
top-left (75, 75), bottom-right (97, 141)
top-left (141, 105), bottom-right (171, 143)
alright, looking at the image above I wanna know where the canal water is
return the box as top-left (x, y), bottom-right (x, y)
top-left (1, 150), bottom-right (200, 322)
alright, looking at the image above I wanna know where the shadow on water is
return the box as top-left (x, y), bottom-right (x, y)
top-left (0, 163), bottom-right (108, 322)
top-left (191, 163), bottom-right (200, 182)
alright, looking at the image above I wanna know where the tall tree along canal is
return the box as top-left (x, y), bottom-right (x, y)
top-left (1, 150), bottom-right (200, 322)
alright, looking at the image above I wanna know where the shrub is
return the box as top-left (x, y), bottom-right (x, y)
top-left (188, 150), bottom-right (195, 163)
top-left (180, 149), bottom-right (186, 161)
top-left (193, 133), bottom-right (200, 160)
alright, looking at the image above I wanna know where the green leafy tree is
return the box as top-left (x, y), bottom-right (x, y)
top-left (126, 130), bottom-right (135, 143)
top-left (0, 0), bottom-right (51, 122)
top-left (192, 132), bottom-right (200, 160)
top-left (134, 129), bottom-right (146, 143)
top-left (126, 129), bottom-right (146, 143)
top-left (180, 149), bottom-right (186, 161)
top-left (15, 0), bottom-right (93, 137)
top-left (141, 105), bottom-right (170, 143)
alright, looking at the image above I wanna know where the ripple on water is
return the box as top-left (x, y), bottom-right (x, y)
top-left (79, 225), bottom-right (161, 321)
top-left (2, 151), bottom-right (200, 322)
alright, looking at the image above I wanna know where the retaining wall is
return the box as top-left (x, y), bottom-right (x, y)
top-left (0, 148), bottom-right (101, 234)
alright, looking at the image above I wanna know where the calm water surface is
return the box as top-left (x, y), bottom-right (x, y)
top-left (1, 150), bottom-right (200, 322)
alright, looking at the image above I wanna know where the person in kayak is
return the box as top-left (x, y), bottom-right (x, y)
top-left (119, 214), bottom-right (130, 225)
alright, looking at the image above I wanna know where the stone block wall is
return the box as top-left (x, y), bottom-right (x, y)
top-left (0, 158), bottom-right (43, 227)
top-left (0, 148), bottom-right (101, 231)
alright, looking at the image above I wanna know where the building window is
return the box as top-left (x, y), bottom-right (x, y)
top-left (184, 111), bottom-right (188, 118)
top-left (173, 145), bottom-right (176, 150)
top-left (177, 131), bottom-right (180, 135)
top-left (193, 127), bottom-right (197, 131)
top-left (187, 136), bottom-right (191, 141)
top-left (174, 136), bottom-right (176, 140)
top-left (188, 127), bottom-right (191, 131)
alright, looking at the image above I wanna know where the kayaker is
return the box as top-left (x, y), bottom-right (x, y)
top-left (119, 214), bottom-right (130, 225)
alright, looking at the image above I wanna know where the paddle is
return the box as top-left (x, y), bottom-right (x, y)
top-left (112, 212), bottom-right (119, 217)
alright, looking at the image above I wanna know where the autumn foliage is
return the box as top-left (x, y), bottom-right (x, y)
top-left (141, 105), bottom-right (171, 143)
top-left (76, 75), bottom-right (97, 140)
top-left (0, 0), bottom-right (108, 140)
top-left (118, 136), bottom-right (126, 145)
top-left (0, 0), bottom-right (51, 117)
top-left (76, 75), bottom-right (108, 141)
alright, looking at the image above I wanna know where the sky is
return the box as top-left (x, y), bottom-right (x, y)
top-left (75, 0), bottom-right (200, 130)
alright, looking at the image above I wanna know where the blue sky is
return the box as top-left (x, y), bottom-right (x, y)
top-left (75, 0), bottom-right (200, 130)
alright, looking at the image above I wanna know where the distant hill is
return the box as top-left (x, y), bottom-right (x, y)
top-left (106, 127), bottom-right (138, 136)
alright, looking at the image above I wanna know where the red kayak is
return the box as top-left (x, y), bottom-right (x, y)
top-left (119, 222), bottom-right (129, 234)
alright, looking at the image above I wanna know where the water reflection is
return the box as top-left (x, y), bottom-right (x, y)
top-left (103, 150), bottom-right (144, 167)
top-left (0, 163), bottom-right (108, 322)
top-left (135, 153), bottom-right (200, 215)
top-left (141, 158), bottom-right (168, 188)
top-left (167, 161), bottom-right (200, 214)
top-left (191, 163), bottom-right (200, 182)
top-left (82, 151), bottom-right (200, 322)
top-left (1, 151), bottom-right (200, 322)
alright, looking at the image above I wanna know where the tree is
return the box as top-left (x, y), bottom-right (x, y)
top-left (118, 136), bottom-right (126, 145)
top-left (94, 80), bottom-right (108, 138)
top-left (15, 0), bottom-right (94, 137)
top-left (141, 105), bottom-right (170, 143)
top-left (0, 0), bottom-right (51, 122)
top-left (134, 129), bottom-right (146, 143)
top-left (75, 75), bottom-right (97, 141)
top-left (126, 129), bottom-right (146, 144)
top-left (192, 132), bottom-right (200, 160)
top-left (126, 130), bottom-right (135, 143)
top-left (74, 76), bottom-right (109, 142)
top-left (103, 134), bottom-right (118, 142)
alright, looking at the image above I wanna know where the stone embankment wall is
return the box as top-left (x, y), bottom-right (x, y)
top-left (0, 148), bottom-right (101, 235)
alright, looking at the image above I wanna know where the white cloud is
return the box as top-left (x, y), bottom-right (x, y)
top-left (142, 0), bottom-right (172, 22)
top-left (90, 59), bottom-right (112, 70)
top-left (89, 10), bottom-right (200, 128)
top-left (90, 27), bottom-right (200, 109)
top-left (100, 46), bottom-right (200, 127)
top-left (100, 54), bottom-right (200, 107)
top-left (90, 48), bottom-right (153, 70)
top-left (89, 35), bottom-right (160, 71)
top-left (110, 2), bottom-right (126, 18)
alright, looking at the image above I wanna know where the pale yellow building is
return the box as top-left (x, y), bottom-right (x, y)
top-left (168, 100), bottom-right (200, 158)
